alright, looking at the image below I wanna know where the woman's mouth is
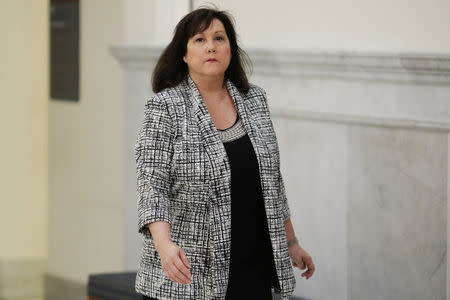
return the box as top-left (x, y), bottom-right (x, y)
top-left (207, 59), bottom-right (217, 62)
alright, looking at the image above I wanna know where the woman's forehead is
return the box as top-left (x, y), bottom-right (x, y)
top-left (191, 19), bottom-right (225, 36)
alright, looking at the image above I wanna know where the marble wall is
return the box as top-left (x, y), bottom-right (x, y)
top-left (111, 46), bottom-right (450, 300)
top-left (347, 126), bottom-right (447, 300)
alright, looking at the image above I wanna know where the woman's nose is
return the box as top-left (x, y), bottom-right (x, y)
top-left (207, 41), bottom-right (216, 52)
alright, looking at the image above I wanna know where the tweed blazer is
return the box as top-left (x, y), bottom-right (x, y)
top-left (134, 74), bottom-right (296, 300)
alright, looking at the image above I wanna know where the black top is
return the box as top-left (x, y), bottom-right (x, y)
top-left (221, 118), bottom-right (279, 299)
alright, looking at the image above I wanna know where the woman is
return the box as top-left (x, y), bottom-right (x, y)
top-left (135, 7), bottom-right (315, 300)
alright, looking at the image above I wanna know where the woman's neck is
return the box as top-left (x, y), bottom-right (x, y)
top-left (189, 72), bottom-right (226, 95)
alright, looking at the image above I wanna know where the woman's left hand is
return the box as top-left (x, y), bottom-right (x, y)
top-left (288, 244), bottom-right (315, 279)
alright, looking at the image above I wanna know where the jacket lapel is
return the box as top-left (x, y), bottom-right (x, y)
top-left (184, 74), bottom-right (273, 207)
top-left (185, 74), bottom-right (229, 188)
top-left (226, 79), bottom-right (275, 214)
top-left (226, 80), bottom-right (272, 178)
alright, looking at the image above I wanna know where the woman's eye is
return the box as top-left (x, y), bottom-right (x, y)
top-left (194, 36), bottom-right (224, 42)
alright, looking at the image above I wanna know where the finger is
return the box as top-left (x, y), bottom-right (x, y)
top-left (164, 264), bottom-right (183, 284)
top-left (162, 266), bottom-right (177, 284)
top-left (305, 258), bottom-right (315, 272)
top-left (173, 271), bottom-right (189, 284)
top-left (168, 264), bottom-right (189, 284)
top-left (301, 256), bottom-right (313, 269)
top-left (302, 269), bottom-right (314, 279)
top-left (298, 260), bottom-right (306, 270)
top-left (174, 258), bottom-right (192, 283)
top-left (162, 267), bottom-right (180, 284)
top-left (179, 248), bottom-right (192, 269)
top-left (304, 256), bottom-right (313, 265)
top-left (171, 263), bottom-right (190, 284)
top-left (301, 264), bottom-right (315, 279)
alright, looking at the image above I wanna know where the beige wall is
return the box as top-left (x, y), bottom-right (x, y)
top-left (48, 0), bottom-right (125, 283)
top-left (0, 1), bottom-right (48, 297)
top-left (124, 0), bottom-right (155, 45)
top-left (0, 0), bottom-right (48, 259)
top-left (195, 0), bottom-right (450, 52)
top-left (123, 0), bottom-right (190, 46)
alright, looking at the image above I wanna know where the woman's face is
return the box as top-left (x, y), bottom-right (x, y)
top-left (183, 18), bottom-right (231, 80)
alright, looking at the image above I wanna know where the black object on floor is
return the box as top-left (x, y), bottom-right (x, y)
top-left (87, 272), bottom-right (141, 300)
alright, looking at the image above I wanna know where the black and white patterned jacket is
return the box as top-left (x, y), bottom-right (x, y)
top-left (134, 74), bottom-right (296, 299)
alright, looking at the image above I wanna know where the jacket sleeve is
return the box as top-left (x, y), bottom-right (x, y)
top-left (135, 94), bottom-right (175, 238)
top-left (259, 87), bottom-right (292, 222)
top-left (278, 170), bottom-right (291, 222)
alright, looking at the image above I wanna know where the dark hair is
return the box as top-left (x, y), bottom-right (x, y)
top-left (152, 5), bottom-right (252, 95)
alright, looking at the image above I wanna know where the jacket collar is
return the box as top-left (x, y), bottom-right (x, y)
top-left (183, 73), bottom-right (251, 144)
top-left (182, 73), bottom-right (271, 178)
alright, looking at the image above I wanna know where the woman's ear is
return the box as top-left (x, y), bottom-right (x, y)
top-left (183, 56), bottom-right (187, 63)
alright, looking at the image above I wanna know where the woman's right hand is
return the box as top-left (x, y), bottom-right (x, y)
top-left (156, 241), bottom-right (192, 285)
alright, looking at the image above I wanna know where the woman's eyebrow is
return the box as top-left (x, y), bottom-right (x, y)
top-left (196, 31), bottom-right (224, 35)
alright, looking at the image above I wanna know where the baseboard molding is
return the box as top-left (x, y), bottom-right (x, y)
top-left (44, 273), bottom-right (86, 300)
